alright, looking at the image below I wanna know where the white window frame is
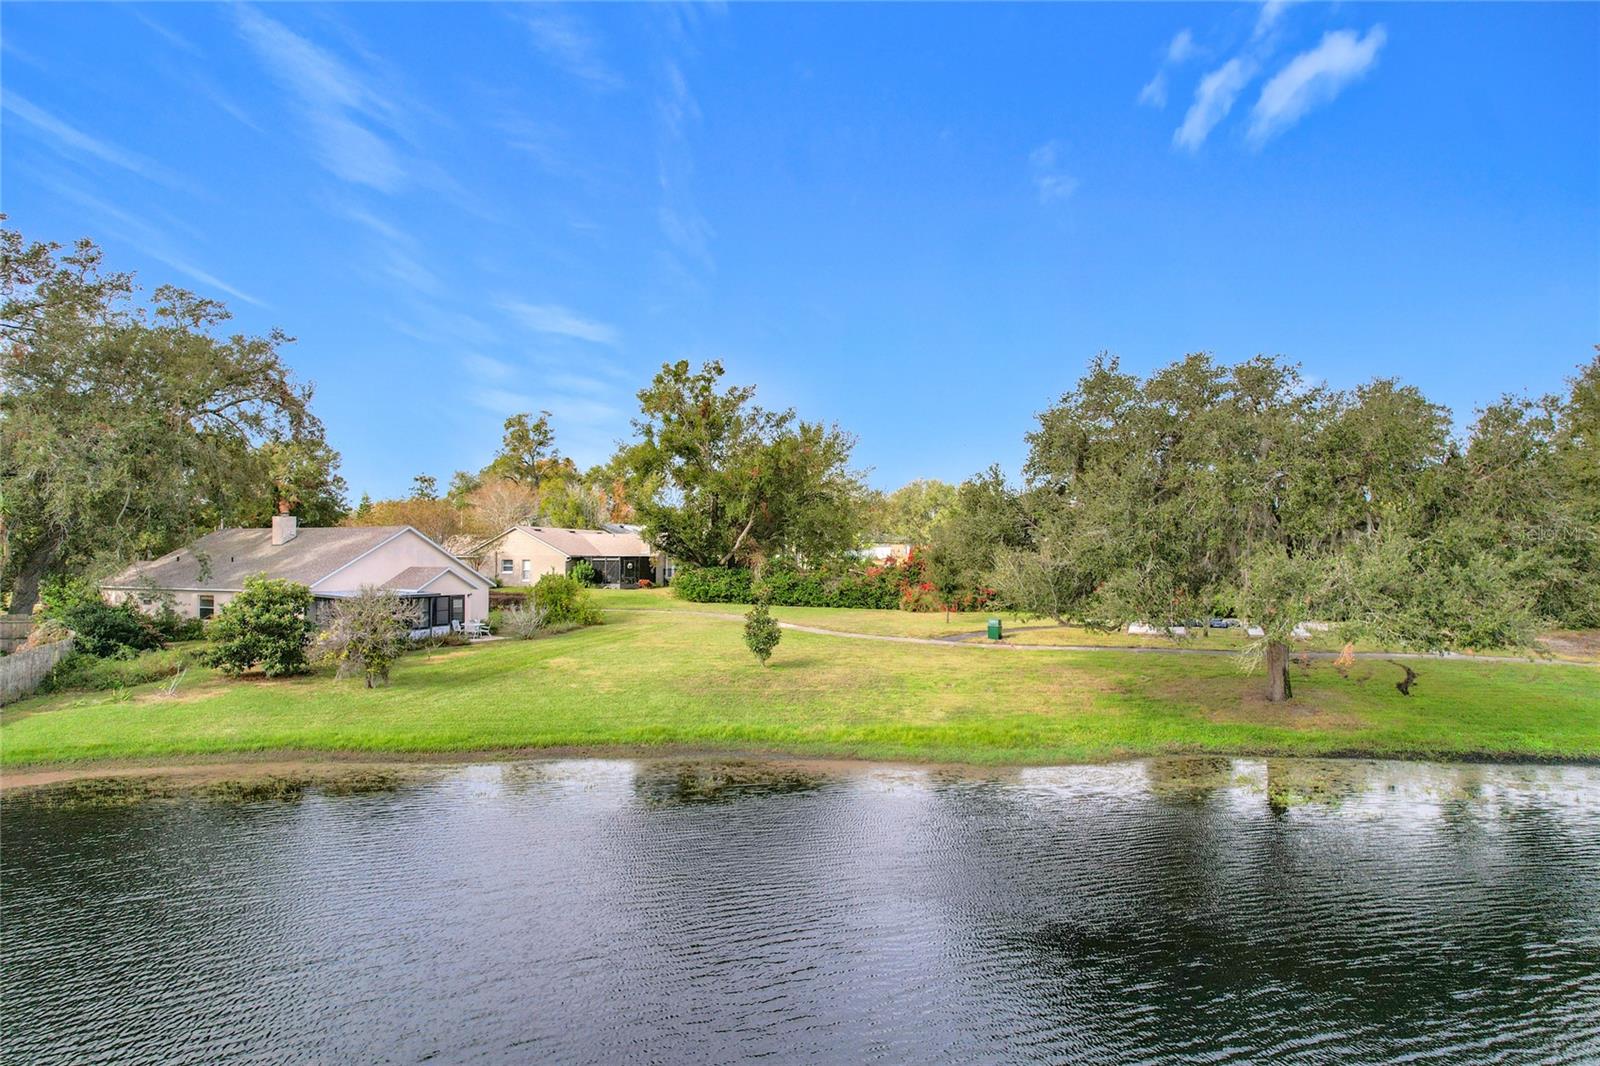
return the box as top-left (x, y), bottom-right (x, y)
top-left (500, 558), bottom-right (514, 575)
top-left (198, 594), bottom-right (215, 620)
top-left (522, 559), bottom-right (532, 580)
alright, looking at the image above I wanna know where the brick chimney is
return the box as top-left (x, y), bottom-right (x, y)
top-left (271, 514), bottom-right (299, 546)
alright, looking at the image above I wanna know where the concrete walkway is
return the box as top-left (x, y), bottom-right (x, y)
top-left (605, 607), bottom-right (1593, 667)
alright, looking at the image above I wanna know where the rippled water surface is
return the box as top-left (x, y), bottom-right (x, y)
top-left (4, 758), bottom-right (1599, 1064)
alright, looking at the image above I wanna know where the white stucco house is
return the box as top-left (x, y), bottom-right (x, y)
top-left (462, 524), bottom-right (662, 588)
top-left (102, 515), bottom-right (493, 636)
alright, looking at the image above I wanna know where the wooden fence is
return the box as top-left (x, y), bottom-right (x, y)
top-left (0, 614), bottom-right (36, 655)
top-left (0, 637), bottom-right (74, 706)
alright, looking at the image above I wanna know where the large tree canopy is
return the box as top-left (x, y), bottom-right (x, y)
top-left (616, 359), bottom-right (869, 570)
top-left (1004, 351), bottom-right (1598, 701)
top-left (868, 478), bottom-right (958, 544)
top-left (1, 226), bottom-right (336, 612)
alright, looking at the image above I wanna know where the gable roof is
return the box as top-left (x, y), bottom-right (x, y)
top-left (380, 566), bottom-right (451, 592)
top-left (102, 526), bottom-right (490, 593)
top-left (467, 525), bottom-right (654, 559)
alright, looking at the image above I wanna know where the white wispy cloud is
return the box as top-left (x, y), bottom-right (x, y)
top-left (655, 59), bottom-right (713, 272)
top-left (1173, 57), bottom-right (1256, 151)
top-left (1138, 28), bottom-right (1198, 109)
top-left (517, 9), bottom-right (623, 90)
top-left (53, 183), bottom-right (266, 307)
top-left (545, 372), bottom-right (612, 396)
top-left (469, 388), bottom-right (620, 429)
top-left (1249, 26), bottom-right (1388, 145)
top-left (234, 6), bottom-right (406, 191)
top-left (1028, 141), bottom-right (1079, 204)
top-left (2, 93), bottom-right (189, 189)
top-left (499, 301), bottom-right (619, 346)
top-left (1138, 73), bottom-right (1169, 109)
top-left (462, 353), bottom-right (515, 382)
top-left (1167, 29), bottom-right (1197, 63)
top-left (1254, 0), bottom-right (1294, 42)
top-left (340, 205), bottom-right (441, 294)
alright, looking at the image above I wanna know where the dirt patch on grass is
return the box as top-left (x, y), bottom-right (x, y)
top-left (1147, 673), bottom-right (1371, 731)
top-left (416, 650), bottom-right (473, 664)
top-left (1538, 630), bottom-right (1600, 663)
top-left (132, 679), bottom-right (234, 706)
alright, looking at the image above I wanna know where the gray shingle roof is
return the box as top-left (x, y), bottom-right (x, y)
top-left (519, 526), bottom-right (653, 557)
top-left (380, 566), bottom-right (451, 591)
top-left (103, 526), bottom-right (411, 591)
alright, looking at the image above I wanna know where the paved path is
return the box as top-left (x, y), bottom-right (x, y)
top-left (603, 608), bottom-right (1592, 667)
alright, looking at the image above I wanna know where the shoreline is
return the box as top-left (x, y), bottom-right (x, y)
top-left (6, 743), bottom-right (1599, 793)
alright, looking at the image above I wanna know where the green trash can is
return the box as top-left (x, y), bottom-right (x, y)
top-left (987, 618), bottom-right (1003, 641)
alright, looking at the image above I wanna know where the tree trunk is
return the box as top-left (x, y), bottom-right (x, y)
top-left (1265, 640), bottom-right (1293, 702)
top-left (6, 536), bottom-right (62, 615)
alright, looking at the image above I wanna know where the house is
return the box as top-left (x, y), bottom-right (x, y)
top-left (856, 542), bottom-right (915, 562)
top-left (101, 515), bottom-right (493, 636)
top-left (463, 525), bottom-right (661, 588)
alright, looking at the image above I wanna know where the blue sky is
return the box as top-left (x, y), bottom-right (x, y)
top-left (3, 2), bottom-right (1596, 498)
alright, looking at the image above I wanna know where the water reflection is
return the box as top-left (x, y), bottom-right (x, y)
top-left (631, 760), bottom-right (827, 807)
top-left (4, 758), bottom-right (1598, 1064)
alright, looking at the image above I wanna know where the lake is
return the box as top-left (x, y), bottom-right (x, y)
top-left (4, 758), bottom-right (1598, 1064)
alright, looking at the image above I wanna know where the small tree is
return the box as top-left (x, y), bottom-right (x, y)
top-left (531, 573), bottom-right (601, 626)
top-left (312, 587), bottom-right (418, 687)
top-left (205, 575), bottom-right (314, 677)
top-left (744, 596), bottom-right (781, 665)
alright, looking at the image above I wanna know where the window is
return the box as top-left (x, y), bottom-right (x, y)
top-left (198, 594), bottom-right (215, 620)
top-left (500, 558), bottom-right (514, 575)
top-left (522, 559), bottom-right (531, 580)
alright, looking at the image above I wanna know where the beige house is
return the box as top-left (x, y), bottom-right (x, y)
top-left (465, 525), bottom-right (660, 588)
top-left (102, 515), bottom-right (493, 635)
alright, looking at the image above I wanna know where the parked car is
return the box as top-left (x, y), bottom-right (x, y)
top-left (1209, 618), bottom-right (1239, 628)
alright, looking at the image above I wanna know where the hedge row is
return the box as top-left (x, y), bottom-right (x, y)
top-left (670, 565), bottom-right (901, 610)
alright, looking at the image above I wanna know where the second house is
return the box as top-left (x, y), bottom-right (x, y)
top-left (464, 525), bottom-right (661, 588)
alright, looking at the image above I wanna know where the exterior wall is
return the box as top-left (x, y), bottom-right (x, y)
top-left (475, 529), bottom-right (569, 587)
top-left (105, 588), bottom-right (236, 619)
top-left (315, 530), bottom-right (489, 622)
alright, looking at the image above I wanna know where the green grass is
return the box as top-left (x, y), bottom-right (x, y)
top-left (594, 588), bottom-right (1596, 660)
top-left (3, 608), bottom-right (1596, 768)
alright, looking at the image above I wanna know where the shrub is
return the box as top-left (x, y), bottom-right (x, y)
top-left (569, 559), bottom-right (600, 586)
top-left (672, 566), bottom-right (754, 603)
top-left (530, 573), bottom-right (601, 626)
top-left (744, 597), bottom-right (781, 665)
top-left (312, 587), bottom-right (417, 687)
top-left (487, 608), bottom-right (506, 634)
top-left (50, 598), bottom-right (165, 659)
top-left (498, 603), bottom-right (549, 639)
top-left (205, 575), bottom-right (315, 677)
top-left (151, 604), bottom-right (205, 643)
top-left (44, 646), bottom-right (200, 693)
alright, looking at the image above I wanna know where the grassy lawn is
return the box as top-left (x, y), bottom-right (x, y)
top-left (3, 608), bottom-right (1596, 768)
top-left (593, 588), bottom-right (1596, 660)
